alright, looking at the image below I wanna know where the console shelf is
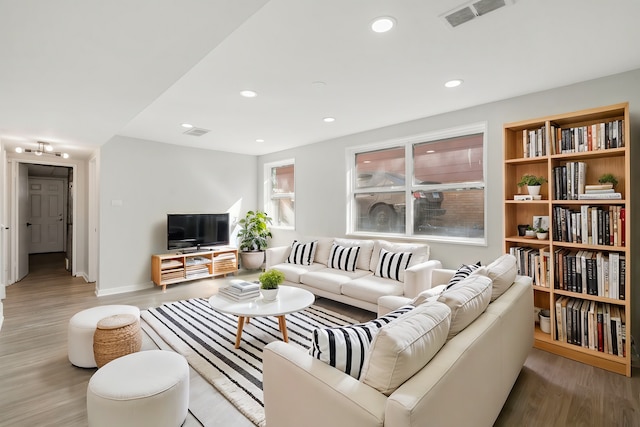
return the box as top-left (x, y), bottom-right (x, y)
top-left (151, 248), bottom-right (238, 291)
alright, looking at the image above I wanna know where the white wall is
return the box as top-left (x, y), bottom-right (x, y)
top-left (258, 68), bottom-right (640, 338)
top-left (97, 136), bottom-right (258, 295)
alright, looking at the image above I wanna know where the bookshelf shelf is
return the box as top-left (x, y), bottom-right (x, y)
top-left (503, 103), bottom-right (631, 377)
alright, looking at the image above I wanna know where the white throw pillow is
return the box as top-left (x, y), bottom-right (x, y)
top-left (334, 238), bottom-right (375, 271)
top-left (438, 273), bottom-right (492, 339)
top-left (327, 243), bottom-right (360, 272)
top-left (309, 305), bottom-right (414, 379)
top-left (286, 240), bottom-right (317, 266)
top-left (360, 301), bottom-right (451, 396)
top-left (487, 254), bottom-right (517, 301)
top-left (374, 248), bottom-right (412, 282)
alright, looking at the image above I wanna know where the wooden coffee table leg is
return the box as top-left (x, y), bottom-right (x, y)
top-left (277, 315), bottom-right (289, 342)
top-left (235, 316), bottom-right (245, 349)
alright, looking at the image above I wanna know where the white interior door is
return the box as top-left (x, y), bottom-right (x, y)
top-left (17, 164), bottom-right (29, 281)
top-left (28, 178), bottom-right (65, 254)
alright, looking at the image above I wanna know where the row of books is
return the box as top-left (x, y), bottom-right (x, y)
top-left (556, 120), bottom-right (625, 154)
top-left (510, 246), bottom-right (551, 288)
top-left (552, 205), bottom-right (625, 247)
top-left (554, 297), bottom-right (625, 357)
top-left (551, 163), bottom-right (621, 201)
top-left (553, 249), bottom-right (625, 300)
top-left (520, 120), bottom-right (625, 158)
top-left (218, 280), bottom-right (260, 301)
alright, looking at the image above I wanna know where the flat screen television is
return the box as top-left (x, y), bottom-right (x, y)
top-left (167, 213), bottom-right (230, 251)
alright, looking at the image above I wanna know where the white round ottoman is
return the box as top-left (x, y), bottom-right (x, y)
top-left (68, 305), bottom-right (140, 368)
top-left (87, 350), bottom-right (189, 427)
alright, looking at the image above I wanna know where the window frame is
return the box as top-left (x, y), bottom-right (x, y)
top-left (263, 158), bottom-right (295, 230)
top-left (346, 122), bottom-right (488, 245)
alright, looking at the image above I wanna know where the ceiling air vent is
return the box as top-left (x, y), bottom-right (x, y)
top-left (183, 127), bottom-right (210, 137)
top-left (441, 0), bottom-right (513, 28)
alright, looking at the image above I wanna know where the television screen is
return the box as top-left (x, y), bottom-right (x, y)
top-left (167, 213), bottom-right (230, 250)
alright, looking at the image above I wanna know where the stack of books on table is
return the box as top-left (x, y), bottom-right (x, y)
top-left (218, 280), bottom-right (260, 301)
top-left (578, 184), bottom-right (621, 200)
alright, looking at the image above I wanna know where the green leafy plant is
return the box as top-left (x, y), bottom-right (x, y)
top-left (536, 227), bottom-right (548, 233)
top-left (259, 269), bottom-right (285, 289)
top-left (517, 174), bottom-right (547, 187)
top-left (598, 173), bottom-right (618, 187)
top-left (237, 210), bottom-right (273, 251)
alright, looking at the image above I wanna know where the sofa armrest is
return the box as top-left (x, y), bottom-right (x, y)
top-left (431, 268), bottom-right (456, 287)
top-left (265, 245), bottom-right (290, 269)
top-left (402, 259), bottom-right (443, 298)
top-left (263, 341), bottom-right (386, 427)
top-left (377, 295), bottom-right (412, 317)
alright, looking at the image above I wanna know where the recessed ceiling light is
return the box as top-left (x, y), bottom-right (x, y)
top-left (427, 150), bottom-right (435, 154)
top-left (256, 139), bottom-right (265, 143)
top-left (15, 147), bottom-right (23, 153)
top-left (181, 123), bottom-right (193, 128)
top-left (240, 90), bottom-right (257, 98)
top-left (444, 79), bottom-right (463, 88)
top-left (323, 117), bottom-right (336, 123)
top-left (371, 16), bottom-right (396, 33)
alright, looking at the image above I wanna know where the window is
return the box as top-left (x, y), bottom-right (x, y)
top-left (264, 159), bottom-right (295, 228)
top-left (348, 124), bottom-right (486, 244)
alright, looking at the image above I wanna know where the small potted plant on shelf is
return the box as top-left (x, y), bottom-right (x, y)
top-left (258, 268), bottom-right (285, 301)
top-left (598, 173), bottom-right (618, 188)
top-left (237, 210), bottom-right (273, 270)
top-left (536, 227), bottom-right (549, 240)
top-left (517, 174), bottom-right (547, 196)
top-left (524, 225), bottom-right (536, 238)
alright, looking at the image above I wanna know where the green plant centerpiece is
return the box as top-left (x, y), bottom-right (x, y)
top-left (237, 210), bottom-right (272, 270)
top-left (517, 174), bottom-right (547, 196)
top-left (598, 173), bottom-right (618, 187)
top-left (258, 268), bottom-right (285, 301)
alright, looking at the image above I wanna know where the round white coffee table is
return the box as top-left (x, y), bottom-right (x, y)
top-left (208, 285), bottom-right (315, 348)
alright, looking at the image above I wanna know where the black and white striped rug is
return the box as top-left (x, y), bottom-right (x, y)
top-left (141, 298), bottom-right (357, 427)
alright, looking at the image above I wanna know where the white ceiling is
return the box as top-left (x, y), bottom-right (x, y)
top-left (2, 0), bottom-right (640, 159)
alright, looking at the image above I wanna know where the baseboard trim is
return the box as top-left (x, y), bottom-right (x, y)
top-left (95, 281), bottom-right (154, 297)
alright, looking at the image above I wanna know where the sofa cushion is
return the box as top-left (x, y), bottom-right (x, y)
top-left (374, 248), bottom-right (412, 282)
top-left (438, 272), bottom-right (492, 339)
top-left (309, 304), bottom-right (414, 379)
top-left (369, 240), bottom-right (429, 273)
top-left (360, 301), bottom-right (451, 396)
top-left (287, 240), bottom-right (318, 266)
top-left (270, 262), bottom-right (325, 283)
top-left (327, 243), bottom-right (360, 272)
top-left (411, 284), bottom-right (447, 305)
top-left (334, 238), bottom-right (375, 271)
top-left (342, 274), bottom-right (405, 304)
top-left (301, 268), bottom-right (371, 294)
top-left (446, 261), bottom-right (481, 289)
top-left (487, 254), bottom-right (517, 302)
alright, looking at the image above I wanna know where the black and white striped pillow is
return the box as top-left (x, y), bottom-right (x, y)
top-left (328, 243), bottom-right (360, 272)
top-left (374, 248), bottom-right (413, 281)
top-left (310, 304), bottom-right (414, 379)
top-left (445, 261), bottom-right (481, 290)
top-left (286, 240), bottom-right (317, 266)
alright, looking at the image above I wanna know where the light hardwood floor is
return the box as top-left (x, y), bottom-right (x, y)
top-left (1, 253), bottom-right (639, 426)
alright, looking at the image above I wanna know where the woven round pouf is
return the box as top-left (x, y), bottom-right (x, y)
top-left (93, 314), bottom-right (142, 368)
top-left (87, 350), bottom-right (189, 427)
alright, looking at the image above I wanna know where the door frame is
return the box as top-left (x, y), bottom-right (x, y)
top-left (9, 158), bottom-right (77, 283)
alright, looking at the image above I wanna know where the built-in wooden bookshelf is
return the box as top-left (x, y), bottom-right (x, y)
top-left (503, 103), bottom-right (631, 377)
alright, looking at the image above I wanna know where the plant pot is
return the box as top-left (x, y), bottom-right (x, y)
top-left (524, 230), bottom-right (536, 238)
top-left (539, 310), bottom-right (551, 334)
top-left (517, 224), bottom-right (530, 236)
top-left (240, 251), bottom-right (265, 270)
top-left (260, 288), bottom-right (278, 301)
top-left (536, 232), bottom-right (548, 240)
top-left (527, 185), bottom-right (541, 196)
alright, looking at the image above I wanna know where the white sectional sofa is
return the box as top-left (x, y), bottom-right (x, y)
top-left (263, 255), bottom-right (534, 427)
top-left (265, 237), bottom-right (443, 312)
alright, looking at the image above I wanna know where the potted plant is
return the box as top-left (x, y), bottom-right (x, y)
top-left (237, 210), bottom-right (273, 270)
top-left (536, 227), bottom-right (548, 240)
top-left (598, 173), bottom-right (618, 188)
top-left (258, 268), bottom-right (285, 301)
top-left (524, 225), bottom-right (536, 238)
top-left (517, 174), bottom-right (547, 196)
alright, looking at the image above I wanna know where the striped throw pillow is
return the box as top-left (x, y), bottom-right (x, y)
top-left (286, 240), bottom-right (317, 266)
top-left (445, 261), bottom-right (481, 290)
top-left (328, 243), bottom-right (360, 272)
top-left (374, 248), bottom-right (413, 282)
top-left (310, 304), bottom-right (414, 379)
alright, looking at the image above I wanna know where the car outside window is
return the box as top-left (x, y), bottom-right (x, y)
top-left (349, 124), bottom-right (486, 244)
